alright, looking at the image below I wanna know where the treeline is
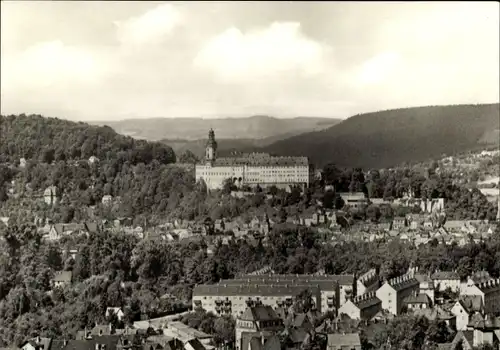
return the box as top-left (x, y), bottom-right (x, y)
top-left (1, 221), bottom-right (500, 346)
top-left (0, 114), bottom-right (176, 165)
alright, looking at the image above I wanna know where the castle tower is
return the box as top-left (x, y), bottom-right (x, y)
top-left (205, 128), bottom-right (217, 164)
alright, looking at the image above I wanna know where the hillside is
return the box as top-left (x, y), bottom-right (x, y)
top-left (0, 114), bottom-right (176, 165)
top-left (92, 115), bottom-right (341, 141)
top-left (160, 131), bottom-right (311, 160)
top-left (261, 104), bottom-right (500, 169)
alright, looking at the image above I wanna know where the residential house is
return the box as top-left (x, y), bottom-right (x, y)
top-left (431, 271), bottom-right (461, 293)
top-left (52, 271), bottom-right (72, 288)
top-left (106, 307), bottom-right (125, 322)
top-left (414, 273), bottom-right (435, 304)
top-left (326, 333), bottom-right (361, 350)
top-left (229, 273), bottom-right (353, 309)
top-left (235, 305), bottom-right (284, 350)
top-left (163, 321), bottom-right (214, 347)
top-left (375, 274), bottom-right (419, 315)
top-left (338, 292), bottom-right (381, 321)
top-left (451, 296), bottom-right (484, 331)
top-left (403, 293), bottom-right (432, 310)
top-left (392, 217), bottom-right (407, 230)
top-left (450, 315), bottom-right (500, 349)
top-left (338, 192), bottom-right (368, 209)
top-left (444, 220), bottom-right (466, 234)
top-left (461, 278), bottom-right (500, 315)
top-left (413, 306), bottom-right (456, 328)
top-left (407, 214), bottom-right (426, 230)
top-left (21, 337), bottom-right (52, 350)
top-left (356, 268), bottom-right (380, 296)
top-left (44, 186), bottom-right (58, 206)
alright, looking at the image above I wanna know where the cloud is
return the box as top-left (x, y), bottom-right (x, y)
top-left (1, 40), bottom-right (105, 92)
top-left (114, 3), bottom-right (183, 46)
top-left (357, 51), bottom-right (401, 85)
top-left (193, 22), bottom-right (330, 83)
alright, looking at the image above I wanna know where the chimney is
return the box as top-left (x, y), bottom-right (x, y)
top-left (260, 332), bottom-right (265, 346)
top-left (63, 340), bottom-right (67, 347)
top-left (95, 344), bottom-right (100, 350)
top-left (36, 336), bottom-right (41, 344)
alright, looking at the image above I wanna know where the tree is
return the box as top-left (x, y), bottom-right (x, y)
top-left (179, 150), bottom-right (199, 164)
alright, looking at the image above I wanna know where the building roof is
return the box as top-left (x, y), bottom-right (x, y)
top-left (213, 153), bottom-right (309, 167)
top-left (236, 274), bottom-right (354, 286)
top-left (414, 273), bottom-right (433, 285)
top-left (457, 295), bottom-right (483, 313)
top-left (477, 278), bottom-right (500, 293)
top-left (431, 271), bottom-right (460, 280)
top-left (219, 279), bottom-right (338, 292)
top-left (404, 293), bottom-right (431, 305)
top-left (351, 292), bottom-right (381, 310)
top-left (387, 275), bottom-right (419, 292)
top-left (53, 271), bottom-right (72, 283)
top-left (240, 305), bottom-right (281, 322)
top-left (413, 307), bottom-right (455, 321)
top-left (327, 333), bottom-right (361, 347)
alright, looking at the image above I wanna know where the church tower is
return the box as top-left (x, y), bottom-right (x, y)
top-left (205, 128), bottom-right (217, 164)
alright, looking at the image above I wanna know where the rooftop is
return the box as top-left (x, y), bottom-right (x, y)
top-left (327, 333), bottom-right (361, 347)
top-left (236, 274), bottom-right (354, 286)
top-left (193, 284), bottom-right (320, 297)
top-left (431, 271), bottom-right (460, 280)
top-left (213, 153), bottom-right (309, 167)
top-left (239, 305), bottom-right (281, 322)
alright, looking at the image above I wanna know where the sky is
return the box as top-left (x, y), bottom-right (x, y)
top-left (1, 1), bottom-right (499, 121)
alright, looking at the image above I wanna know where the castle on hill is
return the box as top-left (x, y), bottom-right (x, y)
top-left (195, 129), bottom-right (313, 190)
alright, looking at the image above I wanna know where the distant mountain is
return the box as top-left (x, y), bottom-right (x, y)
top-left (91, 115), bottom-right (341, 141)
top-left (260, 104), bottom-right (500, 169)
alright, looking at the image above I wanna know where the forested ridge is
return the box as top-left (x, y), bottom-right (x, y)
top-left (0, 114), bottom-right (176, 165)
top-left (262, 103), bottom-right (500, 168)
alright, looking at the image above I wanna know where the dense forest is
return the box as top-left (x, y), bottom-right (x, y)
top-left (261, 103), bottom-right (500, 168)
top-left (0, 114), bottom-right (176, 165)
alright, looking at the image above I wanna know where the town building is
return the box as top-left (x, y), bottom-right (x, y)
top-left (338, 192), bottom-right (368, 209)
top-left (403, 293), bottom-right (432, 310)
top-left (356, 268), bottom-right (380, 296)
top-left (461, 278), bottom-right (500, 315)
top-left (431, 271), bottom-right (461, 293)
top-left (414, 273), bottom-right (435, 304)
top-left (375, 274), bottom-right (419, 315)
top-left (337, 292), bottom-right (381, 320)
top-left (51, 271), bottom-right (72, 288)
top-left (326, 333), bottom-right (362, 350)
top-left (195, 129), bottom-right (312, 190)
top-left (192, 284), bottom-right (322, 318)
top-left (44, 185), bottom-right (58, 206)
top-left (235, 305), bottom-right (284, 350)
top-left (235, 274), bottom-right (355, 308)
top-left (451, 296), bottom-right (484, 331)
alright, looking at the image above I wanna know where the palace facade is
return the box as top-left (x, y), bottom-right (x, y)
top-left (195, 129), bottom-right (313, 190)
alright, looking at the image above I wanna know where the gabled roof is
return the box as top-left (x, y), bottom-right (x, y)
top-left (327, 333), bottom-right (361, 347)
top-left (457, 295), bottom-right (483, 314)
top-left (431, 271), bottom-right (459, 280)
top-left (240, 305), bottom-right (281, 322)
top-left (404, 293), bottom-right (431, 305)
top-left (413, 307), bottom-right (455, 321)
